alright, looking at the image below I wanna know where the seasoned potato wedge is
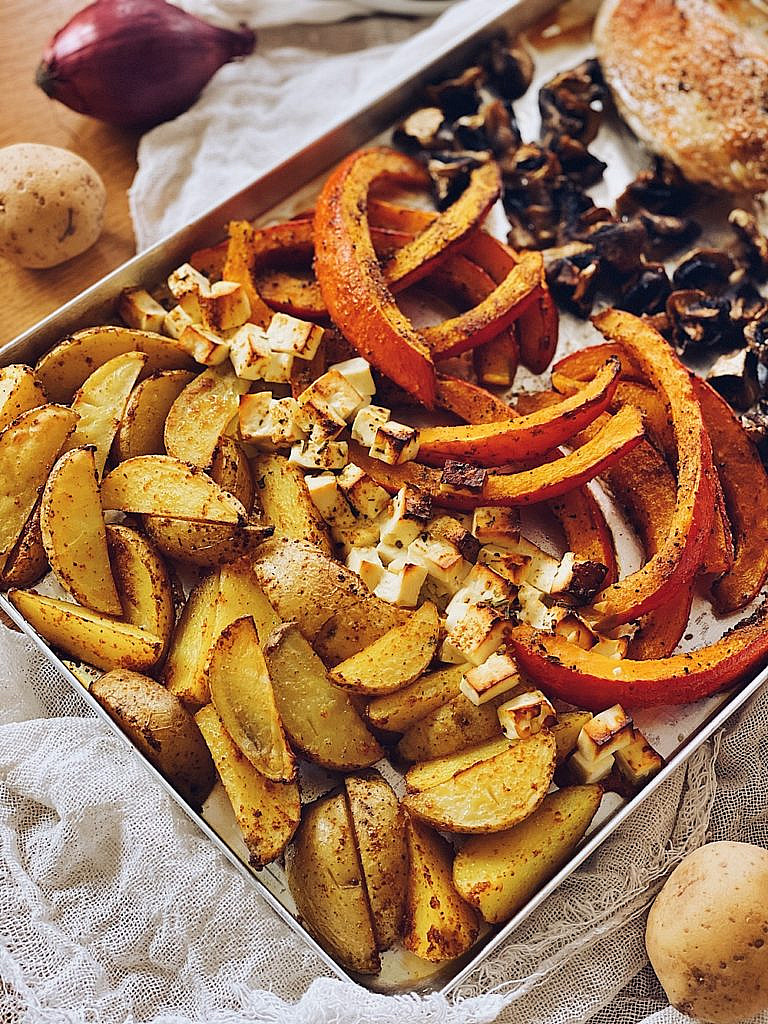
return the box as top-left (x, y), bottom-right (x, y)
top-left (208, 616), bottom-right (295, 783)
top-left (0, 505), bottom-right (47, 588)
top-left (330, 602), bottom-right (440, 696)
top-left (264, 622), bottom-right (383, 770)
top-left (164, 364), bottom-right (249, 469)
top-left (9, 589), bottom-right (163, 672)
top-left (196, 703), bottom-right (300, 867)
top-left (402, 732), bottom-right (557, 833)
top-left (106, 525), bottom-right (175, 652)
top-left (210, 436), bottom-right (255, 512)
top-left (453, 785), bottom-right (603, 923)
top-left (366, 663), bottom-right (466, 734)
top-left (68, 351), bottom-right (147, 476)
top-left (114, 369), bottom-right (195, 461)
top-left (0, 364), bottom-right (47, 432)
top-left (287, 791), bottom-right (380, 974)
top-left (251, 454), bottom-right (332, 556)
top-left (101, 456), bottom-right (246, 523)
top-left (252, 539), bottom-right (406, 663)
top-left (396, 692), bottom-right (507, 763)
top-left (162, 571), bottom-right (220, 709)
top-left (0, 404), bottom-right (77, 568)
top-left (344, 771), bottom-right (407, 951)
top-left (91, 669), bottom-right (216, 810)
top-left (214, 561), bottom-right (280, 641)
top-left (403, 815), bottom-right (479, 962)
top-left (40, 447), bottom-right (122, 616)
top-left (553, 710), bottom-right (593, 764)
top-left (405, 735), bottom-right (513, 793)
top-left (35, 326), bottom-right (195, 404)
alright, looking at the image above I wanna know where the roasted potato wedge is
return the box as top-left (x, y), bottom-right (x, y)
top-left (0, 364), bottom-right (47, 432)
top-left (251, 454), bottom-right (332, 556)
top-left (0, 404), bottom-right (77, 569)
top-left (40, 447), bottom-right (122, 616)
top-left (211, 436), bottom-right (255, 512)
top-left (402, 731), bottom-right (557, 833)
top-left (344, 771), bottom-right (407, 951)
top-left (453, 785), bottom-right (603, 923)
top-left (114, 369), bottom-right (195, 461)
top-left (106, 524), bottom-right (175, 653)
top-left (402, 814), bottom-right (479, 962)
top-left (91, 669), bottom-right (216, 810)
top-left (162, 571), bottom-right (220, 709)
top-left (9, 589), bottom-right (163, 672)
top-left (0, 504), bottom-right (47, 588)
top-left (405, 735), bottom-right (513, 793)
top-left (35, 326), bottom-right (196, 404)
top-left (196, 703), bottom-right (300, 867)
top-left (164, 364), bottom-right (249, 469)
top-left (396, 692), bottom-right (507, 763)
top-left (214, 560), bottom-right (280, 641)
top-left (365, 663), bottom-right (466, 734)
top-left (208, 616), bottom-right (295, 783)
top-left (552, 710), bottom-right (593, 764)
top-left (264, 622), bottom-right (382, 770)
top-left (287, 791), bottom-right (380, 975)
top-left (330, 602), bottom-right (440, 696)
top-left (101, 456), bottom-right (247, 524)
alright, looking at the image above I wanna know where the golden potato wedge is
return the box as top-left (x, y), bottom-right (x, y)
top-left (214, 560), bottom-right (280, 641)
top-left (62, 658), bottom-right (103, 689)
top-left (402, 815), bottom-right (479, 962)
top-left (344, 771), bottom-right (407, 951)
top-left (403, 732), bottom-right (557, 834)
top-left (286, 791), bottom-right (380, 975)
top-left (35, 326), bottom-right (196, 403)
top-left (40, 447), bottom-right (122, 616)
top-left (68, 351), bottom-right (148, 476)
top-left (251, 454), bottom-right (332, 556)
top-left (9, 589), bottom-right (163, 672)
top-left (396, 692), bottom-right (507, 763)
top-left (453, 785), bottom-right (603, 923)
top-left (0, 364), bottom-right (47, 432)
top-left (164, 364), bottom-right (249, 469)
top-left (106, 525), bottom-right (174, 652)
top-left (553, 710), bottom-right (593, 764)
top-left (330, 602), bottom-right (440, 696)
top-left (195, 703), bottom-right (300, 867)
top-left (101, 456), bottom-right (246, 523)
top-left (114, 369), bottom-right (196, 461)
top-left (366, 663), bottom-right (466, 734)
top-left (0, 404), bottom-right (77, 569)
top-left (211, 436), bottom-right (255, 512)
top-left (208, 616), bottom-right (295, 783)
top-left (252, 539), bottom-right (406, 663)
top-left (162, 571), bottom-right (220, 709)
top-left (405, 735), bottom-right (514, 793)
top-left (0, 504), bottom-right (47, 588)
top-left (91, 669), bottom-right (216, 810)
top-left (264, 622), bottom-right (382, 771)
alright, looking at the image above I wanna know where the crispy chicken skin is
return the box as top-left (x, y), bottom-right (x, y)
top-left (594, 0), bottom-right (768, 193)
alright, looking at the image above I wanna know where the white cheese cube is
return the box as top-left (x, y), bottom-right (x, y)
top-left (351, 404), bottom-right (390, 447)
top-left (369, 421), bottom-right (420, 464)
top-left (555, 612), bottom-right (598, 649)
top-left (442, 604), bottom-right (507, 666)
top-left (429, 515), bottom-right (480, 564)
top-left (460, 652), bottom-right (521, 705)
top-left (568, 748), bottom-right (615, 784)
top-left (376, 541), bottom-right (404, 566)
top-left (576, 704), bottom-right (634, 763)
top-left (300, 369), bottom-right (364, 423)
top-left (163, 304), bottom-right (196, 340)
top-left (591, 636), bottom-right (629, 659)
top-left (346, 546), bottom-right (385, 593)
top-left (378, 486), bottom-right (432, 549)
top-left (614, 728), bottom-right (664, 786)
top-left (268, 397), bottom-right (306, 446)
top-left (477, 544), bottom-right (529, 585)
top-left (337, 464), bottom-right (390, 519)
top-left (497, 688), bottom-right (557, 740)
top-left (407, 534), bottom-right (471, 592)
top-left (199, 280), bottom-right (251, 332)
top-left (471, 506), bottom-right (521, 547)
top-left (168, 263), bottom-right (210, 319)
top-left (373, 564), bottom-right (427, 607)
top-left (266, 312), bottom-right (324, 360)
top-left (238, 392), bottom-right (273, 444)
top-left (118, 287), bottom-right (167, 333)
top-left (230, 324), bottom-right (294, 382)
top-left (305, 473), bottom-right (339, 519)
top-left (517, 582), bottom-right (570, 631)
top-left (328, 357), bottom-right (376, 399)
top-left (288, 439), bottom-right (348, 472)
top-left (177, 323), bottom-right (230, 366)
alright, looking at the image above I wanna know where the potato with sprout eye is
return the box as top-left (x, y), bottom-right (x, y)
top-left (0, 144), bottom-right (106, 268)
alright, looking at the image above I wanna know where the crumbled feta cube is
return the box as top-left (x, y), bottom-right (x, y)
top-left (576, 704), bottom-right (634, 763)
top-left (168, 263), bottom-right (210, 318)
top-left (614, 728), bottom-right (664, 786)
top-left (230, 324), bottom-right (293, 382)
top-left (238, 392), bottom-right (273, 443)
top-left (351, 404), bottom-right (390, 447)
top-left (369, 421), bottom-right (420, 464)
top-left (288, 439), bottom-right (348, 471)
top-left (304, 473), bottom-right (339, 519)
top-left (163, 304), bottom-right (196, 340)
top-left (118, 288), bottom-right (167, 333)
top-left (568, 747), bottom-right (616, 784)
top-left (461, 652), bottom-right (521, 705)
top-left (373, 563), bottom-right (428, 607)
top-left (328, 357), bottom-right (376, 400)
top-left (442, 604), bottom-right (507, 666)
top-left (497, 688), bottom-right (557, 740)
top-left (407, 533), bottom-right (471, 592)
top-left (266, 312), bottom-right (324, 360)
top-left (471, 506), bottom-right (521, 547)
top-left (378, 486), bottom-right (431, 548)
top-left (177, 323), bottom-right (230, 366)
top-left (337, 464), bottom-right (390, 519)
top-left (199, 280), bottom-right (251, 332)
top-left (429, 515), bottom-right (480, 563)
top-left (346, 546), bottom-right (385, 592)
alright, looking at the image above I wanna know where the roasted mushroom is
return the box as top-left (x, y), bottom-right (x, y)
top-left (615, 157), bottom-right (695, 217)
top-left (730, 209), bottom-right (768, 281)
top-left (538, 59), bottom-right (606, 145)
top-left (484, 36), bottom-right (534, 100)
top-left (544, 242), bottom-right (601, 318)
top-left (546, 134), bottom-right (607, 188)
top-left (637, 209), bottom-right (700, 254)
top-left (427, 152), bottom-right (489, 210)
top-left (731, 284), bottom-right (767, 335)
top-left (745, 316), bottom-right (768, 364)
top-left (706, 348), bottom-right (761, 410)
top-left (618, 262), bottom-right (671, 316)
top-left (667, 290), bottom-right (734, 351)
top-left (740, 401), bottom-right (768, 462)
top-left (672, 248), bottom-right (736, 294)
top-left (580, 219), bottom-right (647, 276)
top-left (393, 107), bottom-right (449, 152)
top-left (427, 67), bottom-right (484, 120)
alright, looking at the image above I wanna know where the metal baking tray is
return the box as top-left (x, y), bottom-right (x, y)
top-left (2, 0), bottom-right (766, 997)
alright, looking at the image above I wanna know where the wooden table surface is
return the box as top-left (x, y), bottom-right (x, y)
top-left (0, 0), bottom-right (140, 342)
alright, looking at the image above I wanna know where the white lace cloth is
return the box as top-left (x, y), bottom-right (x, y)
top-left (5, 1), bottom-right (768, 1022)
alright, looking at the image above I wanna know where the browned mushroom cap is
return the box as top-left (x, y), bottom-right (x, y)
top-left (546, 134), bottom-right (607, 188)
top-left (672, 248), bottom-right (736, 293)
top-left (706, 348), bottom-right (762, 410)
top-left (393, 107), bottom-right (449, 152)
top-left (473, 99), bottom-right (522, 155)
top-left (618, 262), bottom-right (671, 316)
top-left (544, 241), bottom-right (601, 318)
top-left (730, 209), bottom-right (768, 281)
top-left (538, 59), bottom-right (607, 145)
top-left (745, 315), bottom-right (768, 363)
top-left (615, 157), bottom-right (696, 217)
top-left (427, 151), bottom-right (490, 210)
top-left (484, 35), bottom-right (534, 101)
top-left (427, 66), bottom-right (484, 120)
top-left (637, 209), bottom-right (701, 253)
top-left (667, 289), bottom-right (734, 350)
top-left (579, 219), bottom-right (648, 275)
top-left (732, 284), bottom-right (768, 333)
top-left (740, 401), bottom-right (768, 462)
top-left (642, 311), bottom-right (674, 340)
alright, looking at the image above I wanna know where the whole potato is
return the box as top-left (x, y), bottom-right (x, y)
top-left (646, 841), bottom-right (768, 1023)
top-left (0, 143), bottom-right (106, 268)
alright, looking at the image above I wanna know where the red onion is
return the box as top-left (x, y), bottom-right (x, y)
top-left (36, 0), bottom-right (256, 128)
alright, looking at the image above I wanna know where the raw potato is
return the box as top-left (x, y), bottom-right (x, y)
top-left (208, 616), bottom-right (295, 783)
top-left (68, 351), bottom-right (147, 476)
top-left (195, 703), bottom-right (300, 867)
top-left (0, 404), bottom-right (77, 568)
top-left (164, 364), bottom-right (249, 469)
top-left (40, 447), bottom-right (122, 615)
top-left (0, 505), bottom-right (47, 588)
top-left (403, 814), bottom-right (479, 962)
top-left (366, 663), bottom-right (466, 733)
top-left (9, 589), bottom-right (163, 672)
top-left (330, 602), bottom-right (440, 696)
top-left (405, 735), bottom-right (513, 793)
top-left (106, 525), bottom-right (175, 653)
top-left (0, 144), bottom-right (105, 268)
top-left (90, 669), bottom-right (216, 810)
top-left (0, 365), bottom-right (47, 433)
top-left (251, 454), bottom-right (333, 556)
top-left (162, 572), bottom-right (221, 709)
top-left (264, 622), bottom-right (383, 771)
top-left (114, 369), bottom-right (196, 461)
top-left (646, 841), bottom-right (768, 1024)
top-left (453, 785), bottom-right (603, 923)
top-left (286, 791), bottom-right (380, 974)
top-left (396, 691), bottom-right (507, 763)
top-left (402, 732), bottom-right (557, 833)
top-left (344, 771), bottom-right (408, 951)
top-left (36, 326), bottom-right (196, 404)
